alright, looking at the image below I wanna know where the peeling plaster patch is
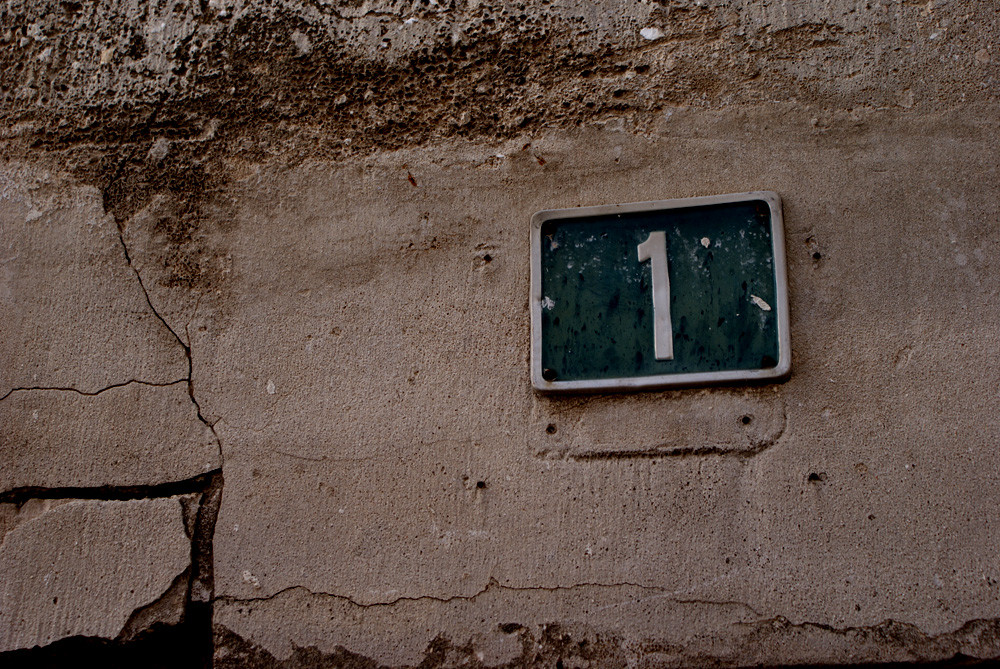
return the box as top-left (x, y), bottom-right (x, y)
top-left (290, 31), bottom-right (311, 57)
top-left (640, 27), bottom-right (663, 41)
top-left (147, 138), bottom-right (170, 162)
top-left (242, 570), bottom-right (262, 589)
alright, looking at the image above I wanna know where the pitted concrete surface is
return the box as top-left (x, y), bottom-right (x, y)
top-left (1, 0), bottom-right (998, 665)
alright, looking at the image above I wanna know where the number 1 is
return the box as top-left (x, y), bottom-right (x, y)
top-left (637, 231), bottom-right (674, 360)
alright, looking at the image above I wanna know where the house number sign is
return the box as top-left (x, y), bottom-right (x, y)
top-left (530, 192), bottom-right (790, 392)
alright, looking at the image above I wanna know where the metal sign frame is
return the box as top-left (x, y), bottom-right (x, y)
top-left (530, 191), bottom-right (791, 393)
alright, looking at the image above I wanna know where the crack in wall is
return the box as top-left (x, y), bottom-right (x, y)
top-left (0, 473), bottom-right (223, 668)
top-left (215, 577), bottom-right (761, 616)
top-left (0, 113), bottom-right (225, 663)
top-left (69, 98), bottom-right (225, 668)
top-left (0, 379), bottom-right (188, 403)
top-left (119, 226), bottom-right (223, 463)
top-left (0, 470), bottom-right (221, 506)
top-left (188, 471), bottom-right (224, 606)
top-left (117, 568), bottom-right (190, 643)
top-left (99, 96), bottom-right (225, 470)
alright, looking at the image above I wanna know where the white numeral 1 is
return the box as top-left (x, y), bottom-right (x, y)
top-left (637, 231), bottom-right (674, 360)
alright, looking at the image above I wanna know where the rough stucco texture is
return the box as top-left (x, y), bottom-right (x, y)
top-left (1, 0), bottom-right (999, 665)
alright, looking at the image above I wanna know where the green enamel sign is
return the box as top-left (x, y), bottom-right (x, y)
top-left (530, 192), bottom-right (790, 392)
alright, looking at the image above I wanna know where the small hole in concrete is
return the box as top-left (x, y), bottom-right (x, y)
top-left (546, 423), bottom-right (557, 434)
top-left (476, 480), bottom-right (486, 489)
top-left (740, 415), bottom-right (752, 425)
top-left (812, 251), bottom-right (822, 260)
top-left (807, 472), bottom-right (827, 483)
top-left (482, 253), bottom-right (492, 262)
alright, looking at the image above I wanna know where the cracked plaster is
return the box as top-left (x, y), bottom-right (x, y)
top-left (0, 162), bottom-right (187, 397)
top-left (213, 581), bottom-right (1000, 667)
top-left (1, 381), bottom-right (219, 492)
top-left (0, 163), bottom-right (222, 490)
top-left (1, 0), bottom-right (999, 664)
top-left (0, 496), bottom-right (193, 652)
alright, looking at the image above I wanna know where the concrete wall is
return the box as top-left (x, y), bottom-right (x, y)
top-left (2, 0), bottom-right (998, 666)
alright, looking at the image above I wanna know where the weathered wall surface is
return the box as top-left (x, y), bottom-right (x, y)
top-left (1, 0), bottom-right (998, 666)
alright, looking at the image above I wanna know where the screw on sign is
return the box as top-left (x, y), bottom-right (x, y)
top-left (530, 192), bottom-right (791, 393)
